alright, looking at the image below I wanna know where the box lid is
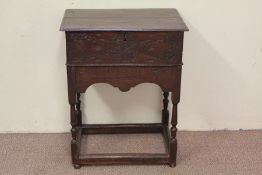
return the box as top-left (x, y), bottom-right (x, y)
top-left (60, 9), bottom-right (188, 32)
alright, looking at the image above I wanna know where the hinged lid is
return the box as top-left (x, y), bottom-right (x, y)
top-left (60, 9), bottom-right (188, 32)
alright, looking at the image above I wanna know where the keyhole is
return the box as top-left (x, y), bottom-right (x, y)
top-left (123, 32), bottom-right (127, 41)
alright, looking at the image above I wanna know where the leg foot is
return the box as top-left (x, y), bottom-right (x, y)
top-left (169, 138), bottom-right (177, 167)
top-left (169, 163), bottom-right (176, 168)
top-left (73, 164), bottom-right (81, 169)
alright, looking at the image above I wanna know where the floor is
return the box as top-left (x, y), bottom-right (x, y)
top-left (0, 131), bottom-right (261, 175)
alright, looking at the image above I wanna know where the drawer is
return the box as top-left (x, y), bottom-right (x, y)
top-left (66, 31), bottom-right (184, 66)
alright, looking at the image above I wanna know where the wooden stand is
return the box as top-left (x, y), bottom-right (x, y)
top-left (70, 92), bottom-right (178, 168)
top-left (60, 9), bottom-right (188, 168)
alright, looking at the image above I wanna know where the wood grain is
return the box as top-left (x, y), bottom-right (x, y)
top-left (66, 31), bottom-right (184, 66)
top-left (60, 9), bottom-right (188, 31)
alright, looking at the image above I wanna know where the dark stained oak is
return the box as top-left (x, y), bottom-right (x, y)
top-left (77, 153), bottom-right (169, 165)
top-left (66, 31), bottom-right (184, 66)
top-left (82, 123), bottom-right (164, 134)
top-left (60, 8), bottom-right (188, 168)
top-left (162, 92), bottom-right (170, 126)
top-left (60, 9), bottom-right (188, 32)
top-left (76, 66), bottom-right (182, 92)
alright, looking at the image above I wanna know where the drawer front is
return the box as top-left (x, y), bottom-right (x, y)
top-left (66, 31), bottom-right (184, 65)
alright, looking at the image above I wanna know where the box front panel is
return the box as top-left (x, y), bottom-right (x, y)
top-left (66, 31), bottom-right (184, 66)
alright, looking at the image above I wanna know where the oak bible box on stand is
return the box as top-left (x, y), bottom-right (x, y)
top-left (60, 8), bottom-right (188, 168)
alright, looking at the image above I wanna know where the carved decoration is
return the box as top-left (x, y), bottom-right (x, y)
top-left (66, 31), bottom-right (183, 65)
top-left (75, 66), bottom-right (182, 93)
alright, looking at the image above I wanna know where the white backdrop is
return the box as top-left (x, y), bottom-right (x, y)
top-left (0, 0), bottom-right (261, 132)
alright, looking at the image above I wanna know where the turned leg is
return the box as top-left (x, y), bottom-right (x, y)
top-left (70, 100), bottom-right (81, 169)
top-left (161, 92), bottom-right (169, 126)
top-left (76, 92), bottom-right (82, 126)
top-left (70, 93), bottom-right (82, 139)
top-left (70, 93), bottom-right (83, 169)
top-left (169, 92), bottom-right (180, 167)
top-left (67, 67), bottom-right (81, 168)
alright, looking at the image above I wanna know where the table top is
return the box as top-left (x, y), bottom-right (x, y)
top-left (60, 9), bottom-right (188, 32)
